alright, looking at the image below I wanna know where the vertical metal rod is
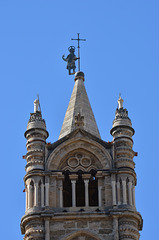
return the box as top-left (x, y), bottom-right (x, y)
top-left (78, 46), bottom-right (80, 71)
top-left (71, 33), bottom-right (86, 73)
top-left (77, 33), bottom-right (80, 71)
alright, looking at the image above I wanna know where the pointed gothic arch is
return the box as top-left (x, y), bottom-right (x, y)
top-left (46, 137), bottom-right (112, 171)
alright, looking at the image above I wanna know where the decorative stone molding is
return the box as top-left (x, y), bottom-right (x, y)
top-left (75, 113), bottom-right (84, 127)
top-left (64, 230), bottom-right (101, 240)
top-left (47, 138), bottom-right (112, 171)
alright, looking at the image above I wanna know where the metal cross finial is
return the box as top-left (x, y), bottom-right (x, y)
top-left (71, 33), bottom-right (86, 71)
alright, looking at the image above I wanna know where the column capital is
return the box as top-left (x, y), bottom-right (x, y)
top-left (84, 179), bottom-right (89, 185)
top-left (69, 174), bottom-right (78, 180)
top-left (57, 172), bottom-right (65, 180)
top-left (71, 179), bottom-right (76, 184)
top-left (34, 182), bottom-right (38, 187)
top-left (96, 171), bottom-right (103, 178)
top-left (82, 174), bottom-right (91, 180)
top-left (111, 173), bottom-right (116, 181)
top-left (122, 179), bottom-right (126, 185)
top-left (128, 181), bottom-right (132, 186)
top-left (27, 185), bottom-right (32, 190)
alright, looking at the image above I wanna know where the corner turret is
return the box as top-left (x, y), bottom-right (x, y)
top-left (24, 98), bottom-right (49, 172)
top-left (110, 96), bottom-right (136, 169)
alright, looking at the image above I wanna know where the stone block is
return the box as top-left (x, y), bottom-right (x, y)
top-left (77, 220), bottom-right (88, 228)
top-left (64, 221), bottom-right (76, 228)
top-left (99, 228), bottom-right (112, 234)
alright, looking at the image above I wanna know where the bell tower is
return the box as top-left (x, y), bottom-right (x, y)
top-left (21, 72), bottom-right (143, 240)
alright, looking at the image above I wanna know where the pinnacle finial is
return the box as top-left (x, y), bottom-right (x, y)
top-left (34, 95), bottom-right (41, 113)
top-left (74, 71), bottom-right (85, 81)
top-left (118, 94), bottom-right (124, 109)
top-left (34, 99), bottom-right (39, 113)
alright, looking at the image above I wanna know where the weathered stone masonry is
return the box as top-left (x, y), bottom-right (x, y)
top-left (21, 71), bottom-right (143, 240)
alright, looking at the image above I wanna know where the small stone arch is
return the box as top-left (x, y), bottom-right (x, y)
top-left (46, 137), bottom-right (112, 171)
top-left (64, 230), bottom-right (101, 240)
top-left (26, 178), bottom-right (35, 186)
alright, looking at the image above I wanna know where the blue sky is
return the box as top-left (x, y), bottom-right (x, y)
top-left (0, 1), bottom-right (158, 239)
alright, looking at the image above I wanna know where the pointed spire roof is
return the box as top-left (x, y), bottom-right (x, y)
top-left (59, 72), bottom-right (101, 139)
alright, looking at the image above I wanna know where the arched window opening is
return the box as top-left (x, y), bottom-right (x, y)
top-left (63, 172), bottom-right (72, 207)
top-left (76, 175), bottom-right (85, 207)
top-left (89, 174), bottom-right (98, 206)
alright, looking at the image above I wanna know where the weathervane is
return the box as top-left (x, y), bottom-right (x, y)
top-left (62, 33), bottom-right (86, 75)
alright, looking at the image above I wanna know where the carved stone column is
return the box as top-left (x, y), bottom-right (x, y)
top-left (41, 183), bottom-right (44, 207)
top-left (84, 179), bottom-right (89, 207)
top-left (112, 181), bottom-right (117, 206)
top-left (45, 182), bottom-right (49, 207)
top-left (128, 181), bottom-right (132, 205)
top-left (96, 171), bottom-right (103, 207)
top-left (57, 173), bottom-right (64, 208)
top-left (70, 174), bottom-right (78, 207)
top-left (45, 219), bottom-right (50, 240)
top-left (71, 180), bottom-right (76, 207)
top-left (34, 183), bottom-right (39, 207)
top-left (117, 180), bottom-right (121, 205)
top-left (82, 174), bottom-right (91, 207)
top-left (59, 186), bottom-right (63, 208)
top-left (111, 174), bottom-right (117, 206)
top-left (113, 217), bottom-right (119, 240)
top-left (98, 186), bottom-right (102, 207)
top-left (132, 184), bottom-right (136, 207)
top-left (27, 185), bottom-right (32, 209)
top-left (25, 186), bottom-right (28, 211)
top-left (122, 180), bottom-right (127, 204)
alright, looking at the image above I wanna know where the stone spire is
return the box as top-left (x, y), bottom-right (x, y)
top-left (59, 71), bottom-right (101, 139)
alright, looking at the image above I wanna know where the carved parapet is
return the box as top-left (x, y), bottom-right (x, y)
top-left (115, 158), bottom-right (135, 169)
top-left (24, 111), bottom-right (48, 172)
top-left (118, 215), bottom-right (142, 240)
top-left (23, 222), bottom-right (45, 240)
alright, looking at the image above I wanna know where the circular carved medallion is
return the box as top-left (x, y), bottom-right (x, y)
top-left (68, 157), bottom-right (79, 168)
top-left (81, 157), bottom-right (91, 167)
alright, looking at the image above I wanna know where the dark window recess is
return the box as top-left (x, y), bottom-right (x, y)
top-left (89, 176), bottom-right (98, 206)
top-left (63, 174), bottom-right (72, 207)
top-left (76, 175), bottom-right (85, 207)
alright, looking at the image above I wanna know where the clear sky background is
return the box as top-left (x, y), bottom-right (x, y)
top-left (0, 1), bottom-right (158, 239)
